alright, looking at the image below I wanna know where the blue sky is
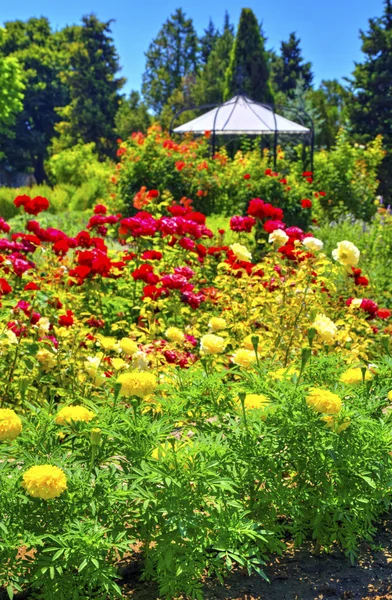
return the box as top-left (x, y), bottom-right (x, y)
top-left (1, 0), bottom-right (385, 96)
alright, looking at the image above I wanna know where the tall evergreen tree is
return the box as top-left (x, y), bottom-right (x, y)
top-left (54, 15), bottom-right (125, 158)
top-left (348, 0), bottom-right (392, 198)
top-left (224, 8), bottom-right (273, 103)
top-left (0, 17), bottom-right (68, 181)
top-left (200, 18), bottom-right (219, 64)
top-left (142, 9), bottom-right (199, 114)
top-left (349, 0), bottom-right (392, 142)
top-left (192, 13), bottom-right (235, 105)
top-left (272, 32), bottom-right (313, 97)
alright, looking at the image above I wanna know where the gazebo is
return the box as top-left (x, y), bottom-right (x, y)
top-left (170, 94), bottom-right (314, 169)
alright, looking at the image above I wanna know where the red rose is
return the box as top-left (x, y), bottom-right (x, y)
top-left (301, 199), bottom-right (312, 209)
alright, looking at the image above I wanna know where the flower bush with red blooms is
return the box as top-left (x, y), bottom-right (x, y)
top-left (2, 187), bottom-right (392, 600)
top-left (113, 126), bottom-right (383, 226)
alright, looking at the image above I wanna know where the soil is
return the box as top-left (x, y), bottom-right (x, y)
top-left (3, 517), bottom-right (392, 600)
top-left (119, 516), bottom-right (392, 600)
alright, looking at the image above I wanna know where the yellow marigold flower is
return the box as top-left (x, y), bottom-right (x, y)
top-left (268, 229), bottom-right (289, 246)
top-left (302, 236), bottom-right (324, 252)
top-left (242, 393), bottom-right (270, 411)
top-left (22, 465), bottom-right (67, 500)
top-left (55, 405), bottom-right (95, 425)
top-left (340, 367), bottom-right (373, 385)
top-left (36, 348), bottom-right (57, 371)
top-left (321, 415), bottom-right (351, 433)
top-left (306, 388), bottom-right (342, 415)
top-left (119, 338), bottom-right (138, 356)
top-left (117, 371), bottom-right (157, 397)
top-left (0, 408), bottom-right (22, 441)
top-left (111, 357), bottom-right (128, 371)
top-left (312, 313), bottom-right (337, 344)
top-left (332, 241), bottom-right (360, 267)
top-left (165, 327), bottom-right (185, 343)
top-left (388, 391), bottom-right (392, 401)
top-left (208, 317), bottom-right (227, 332)
top-left (200, 334), bottom-right (226, 355)
top-left (232, 348), bottom-right (257, 368)
top-left (269, 366), bottom-right (299, 381)
top-left (242, 334), bottom-right (262, 351)
top-left (229, 242), bottom-right (252, 262)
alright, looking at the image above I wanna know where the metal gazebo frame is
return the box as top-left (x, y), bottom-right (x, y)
top-left (169, 94), bottom-right (315, 171)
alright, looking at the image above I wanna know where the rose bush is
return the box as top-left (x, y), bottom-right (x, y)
top-left (0, 189), bottom-right (392, 599)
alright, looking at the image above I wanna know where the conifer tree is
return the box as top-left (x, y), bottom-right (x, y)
top-left (224, 8), bottom-right (273, 103)
top-left (142, 9), bottom-right (199, 114)
top-left (272, 32), bottom-right (313, 97)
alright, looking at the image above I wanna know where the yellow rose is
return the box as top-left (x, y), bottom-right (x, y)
top-left (208, 317), bottom-right (227, 332)
top-left (229, 243), bottom-right (252, 262)
top-left (268, 229), bottom-right (289, 246)
top-left (166, 327), bottom-right (185, 343)
top-left (119, 338), bottom-right (138, 356)
top-left (312, 314), bottom-right (337, 344)
top-left (96, 335), bottom-right (118, 351)
top-left (200, 334), bottom-right (226, 355)
top-left (36, 348), bottom-right (57, 371)
top-left (302, 237), bottom-right (324, 252)
top-left (232, 348), bottom-right (257, 368)
top-left (332, 241), bottom-right (360, 267)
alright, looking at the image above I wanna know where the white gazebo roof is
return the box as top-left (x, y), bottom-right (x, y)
top-left (173, 95), bottom-right (310, 135)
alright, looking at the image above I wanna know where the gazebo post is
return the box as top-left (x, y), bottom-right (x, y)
top-left (273, 131), bottom-right (278, 169)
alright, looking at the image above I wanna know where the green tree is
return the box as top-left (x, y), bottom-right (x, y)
top-left (192, 13), bottom-right (235, 106)
top-left (200, 18), bottom-right (219, 64)
top-left (309, 80), bottom-right (350, 148)
top-left (272, 32), bottom-right (313, 97)
top-left (0, 17), bottom-right (68, 181)
top-left (54, 15), bottom-right (125, 158)
top-left (142, 9), bottom-right (199, 114)
top-left (115, 91), bottom-right (152, 138)
top-left (0, 29), bottom-right (24, 139)
top-left (348, 0), bottom-right (392, 198)
top-left (224, 8), bottom-right (273, 103)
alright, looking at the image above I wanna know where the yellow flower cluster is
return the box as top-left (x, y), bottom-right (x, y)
top-left (208, 317), bottom-right (227, 332)
top-left (117, 371), bottom-right (157, 397)
top-left (166, 327), bottom-right (185, 342)
top-left (242, 393), bottom-right (270, 411)
top-left (232, 348), bottom-right (257, 368)
top-left (340, 367), bottom-right (373, 385)
top-left (0, 408), bottom-right (22, 441)
top-left (55, 405), bottom-right (95, 425)
top-left (36, 348), bottom-right (57, 371)
top-left (306, 388), bottom-right (342, 415)
top-left (312, 313), bottom-right (337, 344)
top-left (119, 338), bottom-right (138, 356)
top-left (200, 334), bottom-right (226, 355)
top-left (22, 465), bottom-right (67, 500)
